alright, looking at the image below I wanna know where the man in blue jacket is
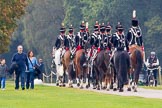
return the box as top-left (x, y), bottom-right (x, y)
top-left (11, 45), bottom-right (29, 90)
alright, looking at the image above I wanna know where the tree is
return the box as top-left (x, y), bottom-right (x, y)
top-left (0, 0), bottom-right (28, 53)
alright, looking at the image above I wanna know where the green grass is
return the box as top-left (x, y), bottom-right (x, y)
top-left (0, 82), bottom-right (162, 108)
top-left (140, 85), bottom-right (162, 90)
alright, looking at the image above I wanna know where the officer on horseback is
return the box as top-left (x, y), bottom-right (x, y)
top-left (71, 21), bottom-right (89, 59)
top-left (105, 22), bottom-right (112, 51)
top-left (66, 25), bottom-right (76, 59)
top-left (127, 10), bottom-right (144, 51)
top-left (110, 22), bottom-right (129, 66)
top-left (111, 22), bottom-right (129, 52)
top-left (54, 23), bottom-right (67, 64)
top-left (146, 51), bottom-right (159, 86)
top-left (97, 23), bottom-right (106, 51)
top-left (88, 21), bottom-right (100, 60)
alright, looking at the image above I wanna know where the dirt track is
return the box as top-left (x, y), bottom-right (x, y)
top-left (43, 83), bottom-right (162, 99)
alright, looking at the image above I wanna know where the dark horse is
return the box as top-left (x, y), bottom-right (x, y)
top-left (113, 49), bottom-right (130, 92)
top-left (74, 49), bottom-right (88, 89)
top-left (128, 45), bottom-right (143, 92)
top-left (92, 49), bottom-right (113, 90)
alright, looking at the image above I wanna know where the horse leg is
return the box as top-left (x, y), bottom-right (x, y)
top-left (113, 68), bottom-right (117, 91)
top-left (80, 74), bottom-right (84, 89)
top-left (86, 73), bottom-right (90, 89)
top-left (97, 67), bottom-right (104, 90)
top-left (75, 65), bottom-right (80, 87)
top-left (104, 75), bottom-right (107, 90)
top-left (62, 68), bottom-right (66, 87)
top-left (127, 73), bottom-right (132, 91)
top-left (56, 74), bottom-right (59, 86)
top-left (68, 72), bottom-right (73, 88)
top-left (132, 70), bottom-right (139, 92)
top-left (118, 76), bottom-right (124, 92)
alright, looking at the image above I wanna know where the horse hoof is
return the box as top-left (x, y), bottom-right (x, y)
top-left (132, 86), bottom-right (135, 89)
top-left (63, 84), bottom-right (66, 87)
top-left (80, 86), bottom-right (83, 89)
top-left (110, 85), bottom-right (113, 89)
top-left (113, 88), bottom-right (117, 91)
top-left (77, 83), bottom-right (80, 87)
top-left (119, 88), bottom-right (124, 92)
top-left (56, 83), bottom-right (59, 86)
top-left (102, 86), bottom-right (106, 90)
top-left (127, 88), bottom-right (131, 91)
top-left (93, 87), bottom-right (96, 89)
top-left (69, 85), bottom-right (73, 88)
top-left (86, 85), bottom-right (89, 89)
top-left (59, 85), bottom-right (62, 87)
top-left (97, 87), bottom-right (100, 90)
top-left (134, 89), bottom-right (137, 92)
top-left (106, 88), bottom-right (110, 91)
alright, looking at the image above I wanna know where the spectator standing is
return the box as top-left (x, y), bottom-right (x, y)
top-left (38, 58), bottom-right (45, 81)
top-left (11, 45), bottom-right (29, 90)
top-left (26, 51), bottom-right (38, 89)
top-left (0, 58), bottom-right (8, 90)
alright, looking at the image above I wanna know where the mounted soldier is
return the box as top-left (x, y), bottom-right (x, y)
top-left (70, 21), bottom-right (89, 59)
top-left (66, 25), bottom-right (75, 50)
top-left (104, 22), bottom-right (112, 51)
top-left (97, 23), bottom-right (106, 52)
top-left (110, 22), bottom-right (129, 66)
top-left (54, 23), bottom-right (67, 63)
top-left (111, 22), bottom-right (129, 52)
top-left (127, 10), bottom-right (144, 52)
top-left (88, 21), bottom-right (100, 60)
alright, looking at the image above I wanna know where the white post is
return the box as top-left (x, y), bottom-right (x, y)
top-left (43, 73), bottom-right (45, 83)
top-left (51, 72), bottom-right (52, 84)
top-left (158, 66), bottom-right (161, 85)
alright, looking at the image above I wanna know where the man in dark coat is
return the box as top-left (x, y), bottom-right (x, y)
top-left (11, 45), bottom-right (29, 90)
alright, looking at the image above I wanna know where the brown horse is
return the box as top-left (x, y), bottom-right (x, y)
top-left (74, 49), bottom-right (88, 89)
top-left (62, 50), bottom-right (76, 87)
top-left (92, 49), bottom-right (113, 90)
top-left (128, 44), bottom-right (144, 92)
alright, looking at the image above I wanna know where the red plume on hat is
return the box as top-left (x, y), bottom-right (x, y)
top-left (132, 10), bottom-right (138, 27)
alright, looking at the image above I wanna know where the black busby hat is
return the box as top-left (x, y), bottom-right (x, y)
top-left (100, 23), bottom-right (105, 32)
top-left (69, 25), bottom-right (73, 33)
top-left (60, 23), bottom-right (65, 32)
top-left (80, 21), bottom-right (85, 30)
top-left (94, 21), bottom-right (99, 31)
top-left (106, 22), bottom-right (112, 31)
top-left (116, 22), bottom-right (124, 31)
top-left (132, 10), bottom-right (138, 27)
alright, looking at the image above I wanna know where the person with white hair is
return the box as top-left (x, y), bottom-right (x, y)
top-left (11, 45), bottom-right (29, 90)
top-left (146, 51), bottom-right (159, 86)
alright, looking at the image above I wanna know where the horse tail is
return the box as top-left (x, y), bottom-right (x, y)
top-left (119, 51), bottom-right (128, 84)
top-left (80, 52), bottom-right (87, 68)
top-left (134, 49), bottom-right (143, 82)
top-left (68, 64), bottom-right (76, 80)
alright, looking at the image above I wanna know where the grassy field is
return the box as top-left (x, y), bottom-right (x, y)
top-left (0, 82), bottom-right (162, 108)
